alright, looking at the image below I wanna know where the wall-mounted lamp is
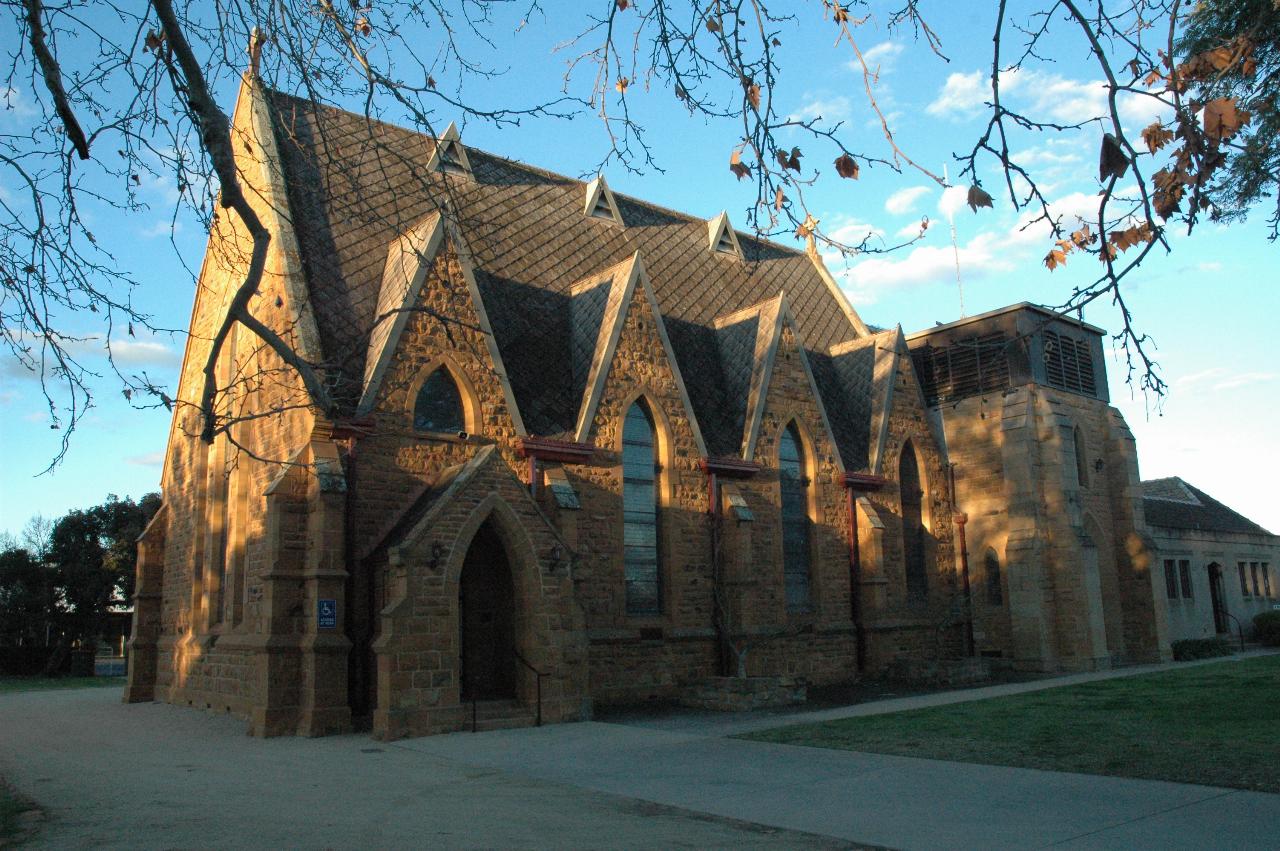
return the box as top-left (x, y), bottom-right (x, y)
top-left (1093, 458), bottom-right (1105, 474)
top-left (427, 541), bottom-right (447, 572)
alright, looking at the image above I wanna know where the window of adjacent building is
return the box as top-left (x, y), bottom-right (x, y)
top-left (778, 422), bottom-right (811, 612)
top-left (1073, 426), bottom-right (1089, 488)
top-left (985, 548), bottom-right (1003, 605)
top-left (1251, 562), bottom-right (1262, 597)
top-left (900, 440), bottom-right (928, 604)
top-left (414, 368), bottom-right (465, 433)
top-left (1239, 562), bottom-right (1251, 597)
top-left (622, 400), bottom-right (661, 615)
top-left (1264, 563), bottom-right (1273, 598)
top-left (1164, 560), bottom-right (1178, 600)
top-left (1178, 559), bottom-right (1193, 599)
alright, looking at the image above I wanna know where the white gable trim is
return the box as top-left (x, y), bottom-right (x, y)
top-left (357, 213), bottom-right (444, 415)
top-left (583, 175), bottom-right (624, 225)
top-left (740, 294), bottom-right (842, 467)
top-left (425, 121), bottom-right (472, 177)
top-left (572, 252), bottom-right (708, 456)
top-left (707, 211), bottom-right (744, 259)
top-left (441, 219), bottom-right (529, 437)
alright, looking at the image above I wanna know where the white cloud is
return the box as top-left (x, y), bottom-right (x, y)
top-left (791, 94), bottom-right (853, 124)
top-left (885, 185), bottom-right (932, 216)
top-left (926, 71), bottom-right (987, 118)
top-left (125, 451), bottom-right (166, 467)
top-left (139, 219), bottom-right (183, 239)
top-left (1196, 261), bottom-right (1224, 273)
top-left (861, 42), bottom-right (904, 74)
top-left (937, 185), bottom-right (970, 219)
top-left (895, 220), bottom-right (928, 239)
top-left (1213, 372), bottom-right (1276, 391)
top-left (108, 339), bottom-right (182, 367)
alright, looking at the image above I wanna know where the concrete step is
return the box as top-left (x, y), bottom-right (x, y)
top-left (466, 699), bottom-right (536, 732)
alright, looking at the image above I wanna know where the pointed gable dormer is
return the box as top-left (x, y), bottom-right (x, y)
top-left (583, 175), bottom-right (623, 226)
top-left (708, 211), bottom-right (743, 259)
top-left (426, 122), bottom-right (472, 177)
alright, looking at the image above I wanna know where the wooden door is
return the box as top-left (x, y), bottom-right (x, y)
top-left (459, 522), bottom-right (515, 701)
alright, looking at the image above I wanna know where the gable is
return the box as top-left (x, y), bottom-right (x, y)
top-left (265, 90), bottom-right (870, 417)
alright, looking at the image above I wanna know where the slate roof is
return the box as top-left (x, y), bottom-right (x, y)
top-left (1142, 477), bottom-right (1275, 536)
top-left (265, 90), bottom-right (872, 466)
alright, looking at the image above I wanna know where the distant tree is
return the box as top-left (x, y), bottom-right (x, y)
top-left (0, 545), bottom-right (57, 646)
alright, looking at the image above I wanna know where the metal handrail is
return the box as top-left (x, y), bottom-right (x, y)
top-left (512, 648), bottom-right (546, 727)
top-left (1215, 606), bottom-right (1247, 652)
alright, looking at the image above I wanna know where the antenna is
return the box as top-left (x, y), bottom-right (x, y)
top-left (943, 164), bottom-right (966, 318)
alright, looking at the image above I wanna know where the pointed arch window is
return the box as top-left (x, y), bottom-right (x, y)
top-left (779, 423), bottom-right (812, 611)
top-left (900, 440), bottom-right (928, 604)
top-left (623, 401), bottom-right (661, 615)
top-left (1073, 426), bottom-right (1089, 488)
top-left (414, 368), bottom-right (465, 433)
top-left (985, 548), bottom-right (1003, 606)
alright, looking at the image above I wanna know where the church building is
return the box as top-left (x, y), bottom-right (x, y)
top-left (124, 75), bottom-right (1172, 740)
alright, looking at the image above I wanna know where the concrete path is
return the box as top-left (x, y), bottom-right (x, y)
top-left (403, 719), bottom-right (1280, 850)
top-left (0, 687), bottom-right (851, 850)
top-left (4, 655), bottom-right (1279, 850)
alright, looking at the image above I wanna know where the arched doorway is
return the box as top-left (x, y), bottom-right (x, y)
top-left (458, 520), bottom-right (516, 701)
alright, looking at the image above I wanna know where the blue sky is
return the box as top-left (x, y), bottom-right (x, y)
top-left (2, 2), bottom-right (1276, 534)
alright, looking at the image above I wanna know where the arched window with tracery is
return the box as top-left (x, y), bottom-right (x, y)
top-left (985, 548), bottom-right (1003, 605)
top-left (622, 400), bottom-right (661, 615)
top-left (900, 440), bottom-right (928, 604)
top-left (779, 422), bottom-right (812, 612)
top-left (414, 368), bottom-right (465, 433)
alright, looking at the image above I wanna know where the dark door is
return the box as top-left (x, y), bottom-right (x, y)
top-left (459, 522), bottom-right (516, 701)
top-left (1208, 563), bottom-right (1228, 634)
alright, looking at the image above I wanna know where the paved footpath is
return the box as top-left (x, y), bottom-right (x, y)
top-left (4, 654), bottom-right (1279, 850)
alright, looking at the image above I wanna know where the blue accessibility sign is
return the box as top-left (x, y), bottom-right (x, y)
top-left (318, 598), bottom-right (338, 629)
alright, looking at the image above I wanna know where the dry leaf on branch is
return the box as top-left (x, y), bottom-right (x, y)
top-left (777, 147), bottom-right (802, 172)
top-left (795, 214), bottom-right (819, 240)
top-left (834, 153), bottom-right (859, 179)
top-left (1140, 122), bottom-right (1174, 155)
top-left (729, 150), bottom-right (751, 180)
top-left (355, 16), bottom-right (372, 36)
top-left (775, 187), bottom-right (786, 210)
top-left (1202, 98), bottom-right (1249, 141)
top-left (1099, 133), bottom-right (1129, 181)
top-left (615, 77), bottom-right (629, 94)
top-left (616, 0), bottom-right (629, 9)
top-left (966, 185), bottom-right (993, 212)
top-left (747, 83), bottom-right (761, 110)
top-left (706, 18), bottom-right (721, 33)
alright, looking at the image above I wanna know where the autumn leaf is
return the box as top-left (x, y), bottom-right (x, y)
top-left (616, 0), bottom-right (629, 9)
top-left (966, 185), bottom-right (993, 212)
top-left (771, 37), bottom-right (781, 47)
top-left (776, 147), bottom-right (802, 172)
top-left (706, 17), bottom-right (721, 33)
top-left (729, 150), bottom-right (751, 180)
top-left (1202, 97), bottom-right (1249, 142)
top-left (775, 187), bottom-right (786, 210)
top-left (832, 3), bottom-right (850, 24)
top-left (144, 30), bottom-right (164, 52)
top-left (1140, 122), bottom-right (1174, 155)
top-left (615, 77), bottom-right (629, 94)
top-left (1099, 133), bottom-right (1129, 181)
top-left (747, 83), bottom-right (761, 110)
top-left (795, 214), bottom-right (818, 241)
top-left (427, 75), bottom-right (437, 89)
top-left (355, 16), bottom-right (372, 36)
top-left (834, 153), bottom-right (859, 179)
top-left (1044, 249), bottom-right (1067, 271)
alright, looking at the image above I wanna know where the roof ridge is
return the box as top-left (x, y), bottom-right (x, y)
top-left (263, 86), bottom-right (811, 260)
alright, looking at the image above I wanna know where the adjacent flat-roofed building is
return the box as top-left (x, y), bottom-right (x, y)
top-left (1143, 477), bottom-right (1278, 642)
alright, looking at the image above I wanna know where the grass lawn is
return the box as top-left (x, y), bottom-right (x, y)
top-left (0, 780), bottom-right (38, 846)
top-left (743, 655), bottom-right (1280, 793)
top-left (0, 676), bottom-right (125, 694)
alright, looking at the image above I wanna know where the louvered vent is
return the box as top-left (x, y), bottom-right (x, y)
top-left (1042, 330), bottom-right (1096, 396)
top-left (715, 231), bottom-right (736, 253)
top-left (591, 196), bottom-right (614, 219)
top-left (911, 333), bottom-right (1012, 405)
top-left (438, 143), bottom-right (468, 175)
